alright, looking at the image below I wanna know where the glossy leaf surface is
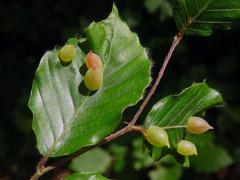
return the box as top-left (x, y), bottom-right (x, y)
top-left (145, 83), bottom-right (223, 148)
top-left (29, 5), bottom-right (151, 157)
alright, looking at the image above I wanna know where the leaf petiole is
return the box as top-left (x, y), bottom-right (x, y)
top-left (129, 125), bottom-right (147, 137)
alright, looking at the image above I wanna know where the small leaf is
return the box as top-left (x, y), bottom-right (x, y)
top-left (144, 0), bottom-right (173, 20)
top-left (29, 4), bottom-right (151, 157)
top-left (174, 0), bottom-right (240, 36)
top-left (149, 165), bottom-right (182, 180)
top-left (69, 148), bottom-right (111, 173)
top-left (109, 144), bottom-right (128, 173)
top-left (145, 83), bottom-right (223, 148)
top-left (188, 133), bottom-right (233, 173)
top-left (192, 146), bottom-right (232, 172)
top-left (67, 38), bottom-right (80, 46)
top-left (132, 138), bottom-right (154, 170)
top-left (65, 172), bottom-right (109, 180)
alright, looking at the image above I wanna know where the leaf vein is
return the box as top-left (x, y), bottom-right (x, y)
top-left (35, 80), bottom-right (56, 143)
top-left (47, 56), bottom-right (66, 128)
top-left (166, 85), bottom-right (204, 126)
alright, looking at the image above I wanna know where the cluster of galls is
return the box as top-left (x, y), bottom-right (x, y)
top-left (58, 44), bottom-right (212, 167)
top-left (146, 116), bottom-right (213, 167)
top-left (84, 51), bottom-right (103, 91)
top-left (58, 44), bottom-right (103, 91)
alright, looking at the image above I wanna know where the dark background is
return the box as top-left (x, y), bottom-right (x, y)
top-left (0, 0), bottom-right (240, 179)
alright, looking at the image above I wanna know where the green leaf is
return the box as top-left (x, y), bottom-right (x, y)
top-left (144, 0), bottom-right (163, 13)
top-left (108, 144), bottom-right (128, 173)
top-left (188, 133), bottom-right (233, 173)
top-left (144, 0), bottom-right (173, 22)
top-left (144, 83), bottom-right (223, 148)
top-left (65, 172), bottom-right (109, 180)
top-left (144, 0), bottom-right (173, 19)
top-left (69, 148), bottom-right (111, 173)
top-left (132, 138), bottom-right (154, 170)
top-left (67, 38), bottom-right (80, 46)
top-left (148, 155), bottom-right (182, 180)
top-left (192, 146), bottom-right (232, 172)
top-left (149, 165), bottom-right (182, 180)
top-left (29, 5), bottom-right (151, 157)
top-left (174, 0), bottom-right (240, 36)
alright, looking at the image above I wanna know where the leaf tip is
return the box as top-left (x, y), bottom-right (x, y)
top-left (111, 3), bottom-right (119, 16)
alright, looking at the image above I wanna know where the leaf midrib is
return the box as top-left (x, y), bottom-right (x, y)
top-left (181, 0), bottom-right (214, 31)
top-left (150, 85), bottom-right (204, 127)
top-left (46, 90), bottom-right (90, 155)
top-left (191, 0), bottom-right (213, 22)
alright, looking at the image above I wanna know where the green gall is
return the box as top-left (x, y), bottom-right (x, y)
top-left (84, 67), bottom-right (103, 91)
top-left (146, 125), bottom-right (170, 148)
top-left (177, 140), bottom-right (197, 156)
top-left (187, 116), bottom-right (213, 134)
top-left (58, 44), bottom-right (76, 63)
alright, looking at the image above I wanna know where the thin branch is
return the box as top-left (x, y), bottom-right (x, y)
top-left (30, 33), bottom-right (183, 180)
top-left (30, 126), bottom-right (132, 180)
top-left (129, 33), bottom-right (183, 125)
top-left (38, 156), bottom-right (49, 169)
top-left (30, 156), bottom-right (49, 180)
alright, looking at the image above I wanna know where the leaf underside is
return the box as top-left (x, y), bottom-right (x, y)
top-left (144, 83), bottom-right (223, 147)
top-left (174, 0), bottom-right (240, 36)
top-left (188, 133), bottom-right (233, 173)
top-left (65, 172), bottom-right (109, 180)
top-left (29, 5), bottom-right (151, 157)
top-left (69, 148), bottom-right (111, 173)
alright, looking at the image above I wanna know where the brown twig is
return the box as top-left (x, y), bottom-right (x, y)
top-left (30, 33), bottom-right (183, 180)
top-left (30, 156), bottom-right (49, 180)
top-left (38, 156), bottom-right (49, 170)
top-left (129, 33), bottom-right (183, 125)
top-left (30, 126), bottom-right (132, 180)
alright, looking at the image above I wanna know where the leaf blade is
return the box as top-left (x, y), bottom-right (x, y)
top-left (144, 83), bottom-right (223, 147)
top-left (29, 5), bottom-right (151, 157)
top-left (188, 133), bottom-right (233, 173)
top-left (65, 172), bottom-right (109, 180)
top-left (69, 148), bottom-right (112, 173)
top-left (174, 0), bottom-right (240, 36)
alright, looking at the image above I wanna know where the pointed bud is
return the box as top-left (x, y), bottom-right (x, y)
top-left (187, 116), bottom-right (213, 134)
top-left (58, 44), bottom-right (76, 62)
top-left (177, 140), bottom-right (197, 156)
top-left (86, 51), bottom-right (103, 69)
top-left (84, 67), bottom-right (103, 91)
top-left (146, 125), bottom-right (170, 148)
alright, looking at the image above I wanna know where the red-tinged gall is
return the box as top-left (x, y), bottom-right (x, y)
top-left (187, 116), bottom-right (213, 134)
top-left (86, 50), bottom-right (103, 69)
